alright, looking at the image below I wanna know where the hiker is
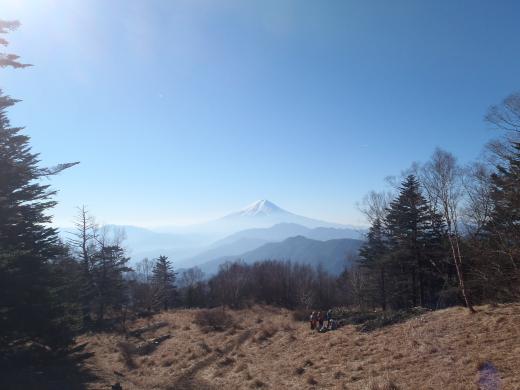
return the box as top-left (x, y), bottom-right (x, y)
top-left (310, 311), bottom-right (317, 330)
top-left (317, 311), bottom-right (324, 329)
top-left (326, 309), bottom-right (333, 328)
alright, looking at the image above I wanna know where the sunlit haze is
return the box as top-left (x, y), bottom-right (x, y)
top-left (2, 0), bottom-right (520, 227)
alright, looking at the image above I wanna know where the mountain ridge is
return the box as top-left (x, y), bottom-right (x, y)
top-left (196, 235), bottom-right (363, 276)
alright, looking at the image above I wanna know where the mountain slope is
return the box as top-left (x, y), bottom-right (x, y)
top-left (42, 304), bottom-right (520, 389)
top-left (199, 236), bottom-right (363, 275)
top-left (213, 222), bottom-right (363, 246)
top-left (163, 200), bottom-right (350, 238)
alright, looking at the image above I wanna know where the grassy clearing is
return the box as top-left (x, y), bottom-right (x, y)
top-left (16, 303), bottom-right (520, 389)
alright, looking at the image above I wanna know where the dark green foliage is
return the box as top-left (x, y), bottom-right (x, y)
top-left (359, 218), bottom-right (388, 310)
top-left (478, 141), bottom-right (520, 300)
top-left (384, 175), bottom-right (446, 309)
top-left (91, 244), bottom-right (131, 322)
top-left (0, 89), bottom-right (73, 348)
top-left (152, 255), bottom-right (177, 310)
top-left (359, 175), bottom-right (450, 311)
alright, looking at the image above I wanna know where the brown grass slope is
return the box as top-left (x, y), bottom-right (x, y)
top-left (73, 304), bottom-right (520, 389)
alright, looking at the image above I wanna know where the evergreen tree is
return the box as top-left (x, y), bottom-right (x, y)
top-left (152, 256), bottom-right (177, 310)
top-left (0, 20), bottom-right (31, 69)
top-left (0, 21), bottom-right (72, 345)
top-left (484, 141), bottom-right (520, 299)
top-left (384, 175), bottom-right (444, 309)
top-left (91, 242), bottom-right (131, 322)
top-left (358, 218), bottom-right (389, 310)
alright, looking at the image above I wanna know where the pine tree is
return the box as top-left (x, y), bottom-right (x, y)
top-left (0, 89), bottom-right (69, 346)
top-left (484, 141), bottom-right (520, 299)
top-left (0, 19), bottom-right (77, 347)
top-left (358, 218), bottom-right (389, 310)
top-left (0, 20), bottom-right (31, 69)
top-left (384, 175), bottom-right (444, 309)
top-left (152, 256), bottom-right (177, 310)
top-left (91, 243), bottom-right (131, 322)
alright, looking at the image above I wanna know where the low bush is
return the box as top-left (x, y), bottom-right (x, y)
top-left (292, 308), bottom-right (309, 322)
top-left (117, 341), bottom-right (137, 368)
top-left (331, 307), bottom-right (380, 325)
top-left (357, 307), bottom-right (429, 332)
top-left (255, 323), bottom-right (278, 342)
top-left (194, 308), bottom-right (234, 332)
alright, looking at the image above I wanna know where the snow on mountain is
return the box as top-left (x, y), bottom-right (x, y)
top-left (230, 200), bottom-right (285, 217)
top-left (97, 200), bottom-right (365, 267)
top-left (204, 199), bottom-right (346, 236)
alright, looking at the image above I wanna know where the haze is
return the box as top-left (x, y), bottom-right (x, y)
top-left (2, 0), bottom-right (520, 228)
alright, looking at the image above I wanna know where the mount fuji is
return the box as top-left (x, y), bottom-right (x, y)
top-left (100, 200), bottom-right (365, 268)
top-left (193, 199), bottom-right (347, 236)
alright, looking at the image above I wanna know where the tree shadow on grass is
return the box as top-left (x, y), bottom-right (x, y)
top-left (0, 343), bottom-right (100, 390)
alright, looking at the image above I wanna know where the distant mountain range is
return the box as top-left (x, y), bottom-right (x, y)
top-left (180, 222), bottom-right (364, 269)
top-left (196, 236), bottom-right (363, 276)
top-left (65, 200), bottom-right (366, 275)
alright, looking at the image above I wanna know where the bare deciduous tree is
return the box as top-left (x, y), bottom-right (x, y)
top-left (421, 149), bottom-right (475, 312)
top-left (358, 190), bottom-right (392, 224)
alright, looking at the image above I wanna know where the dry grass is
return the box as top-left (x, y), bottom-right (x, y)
top-left (71, 303), bottom-right (520, 389)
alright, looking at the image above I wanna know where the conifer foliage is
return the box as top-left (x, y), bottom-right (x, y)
top-left (0, 20), bottom-right (71, 347)
top-left (359, 175), bottom-right (448, 310)
top-left (152, 256), bottom-right (177, 310)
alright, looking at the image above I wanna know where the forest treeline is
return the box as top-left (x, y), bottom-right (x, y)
top-left (1, 19), bottom-right (519, 351)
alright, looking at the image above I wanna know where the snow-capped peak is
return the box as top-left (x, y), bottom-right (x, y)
top-left (238, 200), bottom-right (284, 217)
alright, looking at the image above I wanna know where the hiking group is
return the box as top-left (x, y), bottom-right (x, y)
top-left (309, 309), bottom-right (337, 332)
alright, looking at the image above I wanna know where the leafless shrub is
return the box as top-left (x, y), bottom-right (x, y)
top-left (162, 358), bottom-right (174, 367)
top-left (128, 321), bottom-right (168, 338)
top-left (292, 308), bottom-right (309, 322)
top-left (252, 379), bottom-right (266, 388)
top-left (235, 363), bottom-right (247, 373)
top-left (194, 308), bottom-right (234, 332)
top-left (368, 379), bottom-right (400, 390)
top-left (255, 323), bottom-right (278, 342)
top-left (117, 341), bottom-right (137, 369)
top-left (198, 341), bottom-right (212, 354)
top-left (218, 356), bottom-right (235, 367)
top-left (307, 376), bottom-right (318, 385)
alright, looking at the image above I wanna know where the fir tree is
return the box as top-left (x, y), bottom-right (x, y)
top-left (152, 256), bottom-right (177, 310)
top-left (384, 175), bottom-right (444, 308)
top-left (485, 141), bottom-right (520, 298)
top-left (0, 21), bottom-right (77, 346)
top-left (91, 243), bottom-right (131, 322)
top-left (0, 90), bottom-right (66, 346)
top-left (359, 218), bottom-right (389, 310)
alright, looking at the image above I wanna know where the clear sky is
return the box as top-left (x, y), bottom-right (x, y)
top-left (1, 0), bottom-right (520, 227)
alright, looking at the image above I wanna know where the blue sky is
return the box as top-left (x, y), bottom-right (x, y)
top-left (2, 0), bottom-right (520, 227)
